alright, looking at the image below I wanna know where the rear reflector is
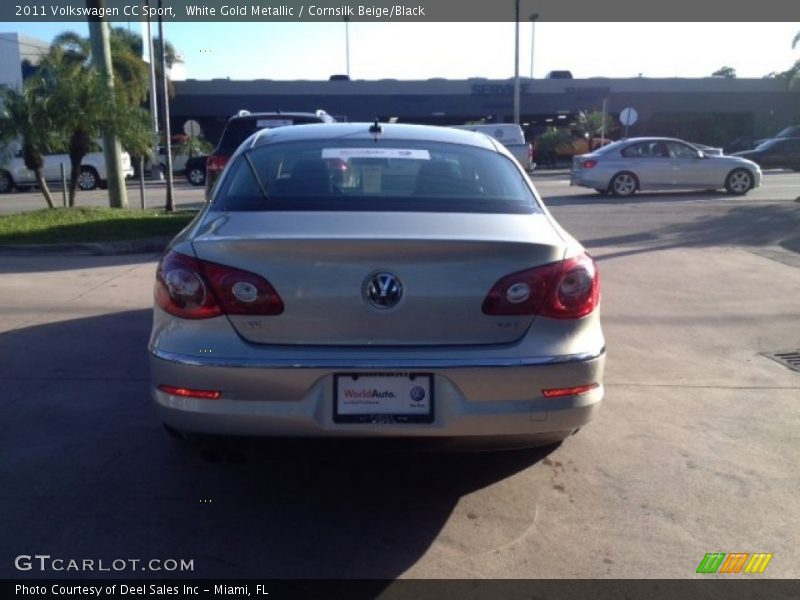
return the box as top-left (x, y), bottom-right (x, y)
top-left (158, 384), bottom-right (221, 400)
top-left (542, 383), bottom-right (599, 398)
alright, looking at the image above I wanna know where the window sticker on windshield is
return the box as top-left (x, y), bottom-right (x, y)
top-left (321, 148), bottom-right (431, 160)
top-left (256, 119), bottom-right (294, 128)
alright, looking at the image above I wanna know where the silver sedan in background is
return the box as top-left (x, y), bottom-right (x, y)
top-left (570, 137), bottom-right (762, 197)
top-left (149, 123), bottom-right (605, 447)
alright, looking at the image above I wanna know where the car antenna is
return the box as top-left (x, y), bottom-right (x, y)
top-left (369, 118), bottom-right (382, 141)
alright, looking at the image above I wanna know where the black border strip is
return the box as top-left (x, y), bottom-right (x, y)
top-left (3, 579), bottom-right (800, 600)
top-left (2, 0), bottom-right (798, 22)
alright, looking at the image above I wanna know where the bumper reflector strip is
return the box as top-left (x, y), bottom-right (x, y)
top-left (158, 384), bottom-right (221, 400)
top-left (542, 383), bottom-right (599, 398)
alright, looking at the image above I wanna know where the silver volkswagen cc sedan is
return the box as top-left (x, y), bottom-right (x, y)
top-left (149, 123), bottom-right (605, 446)
top-left (570, 136), bottom-right (762, 197)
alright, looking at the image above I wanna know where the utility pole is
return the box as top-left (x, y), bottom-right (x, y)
top-left (513, 0), bottom-right (520, 125)
top-left (158, 0), bottom-right (174, 212)
top-left (344, 16), bottom-right (351, 78)
top-left (86, 0), bottom-right (128, 209)
top-left (529, 14), bottom-right (539, 78)
top-left (144, 1), bottom-right (162, 180)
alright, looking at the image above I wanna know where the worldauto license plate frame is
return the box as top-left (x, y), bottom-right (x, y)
top-left (333, 373), bottom-right (434, 424)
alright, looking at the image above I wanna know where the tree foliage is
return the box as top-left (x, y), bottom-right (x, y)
top-left (36, 43), bottom-right (150, 206)
top-left (0, 79), bottom-right (59, 208)
top-left (712, 66), bottom-right (737, 79)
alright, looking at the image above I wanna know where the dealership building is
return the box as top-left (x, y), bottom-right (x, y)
top-left (171, 76), bottom-right (800, 146)
top-left (1, 31), bottom-right (798, 148)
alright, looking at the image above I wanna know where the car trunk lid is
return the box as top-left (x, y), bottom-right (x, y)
top-left (191, 212), bottom-right (566, 346)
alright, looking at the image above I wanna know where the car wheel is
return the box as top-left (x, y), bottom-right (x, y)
top-left (186, 167), bottom-right (205, 186)
top-left (610, 172), bottom-right (638, 197)
top-left (0, 171), bottom-right (14, 193)
top-left (77, 167), bottom-right (99, 191)
top-left (725, 169), bottom-right (753, 195)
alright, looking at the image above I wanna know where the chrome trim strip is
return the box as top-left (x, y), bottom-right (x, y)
top-left (150, 347), bottom-right (605, 369)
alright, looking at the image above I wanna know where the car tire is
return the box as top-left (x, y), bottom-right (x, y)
top-left (186, 167), bottom-right (205, 186)
top-left (0, 170), bottom-right (14, 193)
top-left (77, 167), bottom-right (99, 191)
top-left (610, 172), bottom-right (638, 197)
top-left (724, 168), bottom-right (753, 195)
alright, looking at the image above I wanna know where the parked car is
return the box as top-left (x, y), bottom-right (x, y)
top-left (450, 123), bottom-right (533, 171)
top-left (0, 142), bottom-right (134, 193)
top-left (150, 122), bottom-right (605, 446)
top-left (689, 143), bottom-right (723, 156)
top-left (184, 154), bottom-right (207, 186)
top-left (546, 71), bottom-right (573, 79)
top-left (773, 126), bottom-right (800, 139)
top-left (732, 137), bottom-right (800, 171)
top-left (570, 137), bottom-right (762, 197)
top-left (157, 145), bottom-right (188, 174)
top-left (205, 110), bottom-right (335, 197)
top-left (723, 126), bottom-right (800, 154)
top-left (723, 135), bottom-right (761, 154)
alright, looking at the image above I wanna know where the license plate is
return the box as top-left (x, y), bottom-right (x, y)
top-left (334, 373), bottom-right (434, 424)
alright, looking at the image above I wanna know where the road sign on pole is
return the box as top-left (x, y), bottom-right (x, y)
top-left (620, 107), bottom-right (638, 139)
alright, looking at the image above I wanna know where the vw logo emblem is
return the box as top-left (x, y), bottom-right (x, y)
top-left (363, 272), bottom-right (403, 309)
top-left (410, 386), bottom-right (426, 402)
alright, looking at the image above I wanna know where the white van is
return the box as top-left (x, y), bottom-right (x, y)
top-left (450, 124), bottom-right (533, 171)
top-left (0, 141), bottom-right (134, 193)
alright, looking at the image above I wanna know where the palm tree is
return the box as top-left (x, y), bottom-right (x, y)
top-left (51, 30), bottom-right (149, 107)
top-left (574, 111), bottom-right (619, 152)
top-left (776, 31), bottom-right (800, 89)
top-left (0, 79), bottom-right (59, 208)
top-left (37, 47), bottom-right (151, 206)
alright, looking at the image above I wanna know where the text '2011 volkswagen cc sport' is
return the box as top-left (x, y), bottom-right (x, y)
top-left (149, 122), bottom-right (605, 447)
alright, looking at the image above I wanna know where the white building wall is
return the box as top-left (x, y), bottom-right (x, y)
top-left (0, 33), bottom-right (24, 90)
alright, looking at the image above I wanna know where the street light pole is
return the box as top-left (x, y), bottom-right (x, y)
top-left (344, 16), bottom-right (351, 78)
top-left (157, 0), bottom-right (174, 212)
top-left (513, 0), bottom-right (520, 125)
top-left (529, 13), bottom-right (539, 78)
top-left (144, 2), bottom-right (161, 181)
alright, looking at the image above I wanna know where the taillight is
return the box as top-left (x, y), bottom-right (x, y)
top-left (482, 253), bottom-right (599, 319)
top-left (206, 154), bottom-right (229, 173)
top-left (155, 250), bottom-right (284, 319)
top-left (582, 159), bottom-right (597, 169)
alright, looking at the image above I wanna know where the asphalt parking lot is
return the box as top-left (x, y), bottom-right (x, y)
top-left (1, 173), bottom-right (799, 579)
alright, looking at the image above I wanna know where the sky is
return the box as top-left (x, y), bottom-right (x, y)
top-left (1, 22), bottom-right (798, 81)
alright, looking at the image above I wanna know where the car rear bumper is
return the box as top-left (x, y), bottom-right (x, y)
top-left (150, 348), bottom-right (605, 440)
top-left (570, 170), bottom-right (607, 189)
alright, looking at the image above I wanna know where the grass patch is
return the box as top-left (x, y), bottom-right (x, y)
top-left (0, 207), bottom-right (198, 245)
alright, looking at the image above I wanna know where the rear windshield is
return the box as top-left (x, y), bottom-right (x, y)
top-left (212, 140), bottom-right (538, 214)
top-left (218, 116), bottom-right (323, 152)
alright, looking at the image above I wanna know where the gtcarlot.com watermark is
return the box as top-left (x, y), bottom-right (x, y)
top-left (14, 554), bottom-right (194, 573)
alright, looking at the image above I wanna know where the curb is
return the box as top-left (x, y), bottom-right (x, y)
top-left (0, 236), bottom-right (171, 256)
